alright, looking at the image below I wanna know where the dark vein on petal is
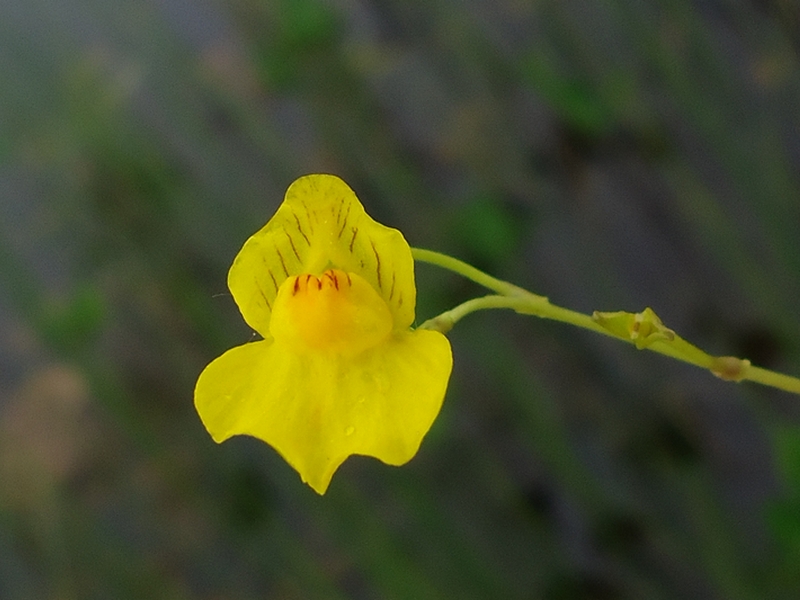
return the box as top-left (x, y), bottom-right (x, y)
top-left (300, 200), bottom-right (314, 230)
top-left (349, 227), bottom-right (358, 253)
top-left (293, 212), bottom-right (310, 245)
top-left (336, 202), bottom-right (352, 239)
top-left (276, 247), bottom-right (289, 276)
top-left (285, 230), bottom-right (301, 261)
top-left (371, 239), bottom-right (382, 289)
top-left (256, 279), bottom-right (272, 310)
top-left (335, 199), bottom-right (344, 224)
top-left (389, 271), bottom-right (396, 300)
top-left (262, 258), bottom-right (280, 293)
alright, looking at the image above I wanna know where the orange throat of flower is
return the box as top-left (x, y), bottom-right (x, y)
top-left (270, 269), bottom-right (393, 357)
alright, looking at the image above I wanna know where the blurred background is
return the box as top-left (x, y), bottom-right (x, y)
top-left (2, 0), bottom-right (800, 598)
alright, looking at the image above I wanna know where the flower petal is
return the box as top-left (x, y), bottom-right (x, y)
top-left (228, 174), bottom-right (416, 337)
top-left (194, 329), bottom-right (452, 494)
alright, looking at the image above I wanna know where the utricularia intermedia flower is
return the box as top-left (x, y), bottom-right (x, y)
top-left (194, 174), bottom-right (453, 493)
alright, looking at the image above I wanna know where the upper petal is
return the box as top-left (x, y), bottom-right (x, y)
top-left (228, 174), bottom-right (416, 337)
top-left (194, 329), bottom-right (453, 494)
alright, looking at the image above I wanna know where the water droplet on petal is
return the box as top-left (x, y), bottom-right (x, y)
top-left (345, 426), bottom-right (355, 436)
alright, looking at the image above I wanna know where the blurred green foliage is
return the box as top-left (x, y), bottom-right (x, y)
top-left (39, 284), bottom-right (106, 355)
top-left (1, 0), bottom-right (800, 599)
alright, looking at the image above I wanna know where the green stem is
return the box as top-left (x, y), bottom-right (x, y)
top-left (412, 247), bottom-right (800, 396)
top-left (746, 366), bottom-right (800, 394)
top-left (411, 248), bottom-right (540, 299)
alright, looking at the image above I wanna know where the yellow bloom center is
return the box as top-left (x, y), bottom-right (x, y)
top-left (270, 268), bottom-right (393, 357)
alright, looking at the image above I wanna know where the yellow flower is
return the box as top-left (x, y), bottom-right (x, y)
top-left (194, 174), bottom-right (453, 494)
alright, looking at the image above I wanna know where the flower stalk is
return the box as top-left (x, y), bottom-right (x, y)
top-left (413, 248), bottom-right (800, 395)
